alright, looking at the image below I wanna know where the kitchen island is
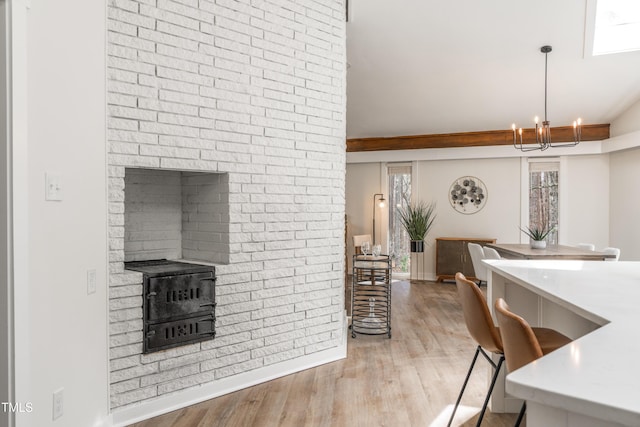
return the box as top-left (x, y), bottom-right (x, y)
top-left (484, 259), bottom-right (640, 427)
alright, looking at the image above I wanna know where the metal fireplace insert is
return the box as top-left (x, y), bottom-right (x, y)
top-left (125, 259), bottom-right (216, 354)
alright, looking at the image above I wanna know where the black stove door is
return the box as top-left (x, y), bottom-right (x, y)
top-left (146, 271), bottom-right (216, 322)
top-left (145, 314), bottom-right (216, 353)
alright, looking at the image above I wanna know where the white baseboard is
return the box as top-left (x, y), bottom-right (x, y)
top-left (111, 316), bottom-right (348, 427)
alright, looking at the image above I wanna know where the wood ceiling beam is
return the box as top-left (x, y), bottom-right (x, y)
top-left (346, 124), bottom-right (610, 152)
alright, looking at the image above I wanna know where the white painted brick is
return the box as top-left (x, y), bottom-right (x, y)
top-left (157, 43), bottom-right (213, 66)
top-left (109, 105), bottom-right (157, 122)
top-left (264, 348), bottom-right (305, 366)
top-left (110, 331), bottom-right (143, 347)
top-left (110, 5), bottom-right (156, 28)
top-left (110, 319), bottom-right (143, 335)
top-left (110, 343), bottom-right (143, 360)
top-left (214, 358), bottom-right (263, 380)
top-left (138, 51), bottom-right (199, 74)
top-left (108, 92), bottom-right (137, 108)
top-left (304, 338), bottom-right (339, 355)
top-left (111, 377), bottom-right (141, 395)
top-left (111, 363), bottom-right (159, 384)
top-left (110, 355), bottom-right (141, 372)
top-left (141, 364), bottom-right (201, 387)
top-left (107, 18), bottom-right (138, 38)
top-left (110, 80), bottom-right (158, 98)
top-left (157, 370), bottom-right (216, 394)
top-left (215, 338), bottom-right (265, 358)
top-left (199, 351), bottom-right (250, 372)
top-left (200, 332), bottom-right (248, 351)
top-left (110, 385), bottom-right (158, 408)
top-left (200, 0), bottom-right (260, 21)
top-left (108, 0), bottom-right (347, 407)
top-left (108, 44), bottom-right (137, 61)
top-left (109, 31), bottom-right (156, 52)
top-left (110, 129), bottom-right (157, 147)
top-left (138, 27), bottom-right (198, 51)
top-left (139, 4), bottom-right (200, 30)
top-left (157, 0), bottom-right (213, 22)
top-left (157, 65), bottom-right (213, 87)
top-left (262, 311), bottom-right (305, 328)
top-left (157, 20), bottom-right (214, 45)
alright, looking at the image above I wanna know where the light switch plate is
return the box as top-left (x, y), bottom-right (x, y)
top-left (87, 269), bottom-right (97, 295)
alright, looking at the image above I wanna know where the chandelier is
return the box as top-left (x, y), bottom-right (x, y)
top-left (512, 45), bottom-right (582, 151)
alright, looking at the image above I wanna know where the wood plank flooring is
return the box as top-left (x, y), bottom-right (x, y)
top-left (129, 280), bottom-right (519, 427)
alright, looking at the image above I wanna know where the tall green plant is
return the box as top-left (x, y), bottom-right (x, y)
top-left (397, 200), bottom-right (437, 241)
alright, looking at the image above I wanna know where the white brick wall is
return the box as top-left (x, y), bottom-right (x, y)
top-left (108, 0), bottom-right (346, 412)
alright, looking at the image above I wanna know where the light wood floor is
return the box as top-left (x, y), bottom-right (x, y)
top-left (130, 280), bottom-right (519, 427)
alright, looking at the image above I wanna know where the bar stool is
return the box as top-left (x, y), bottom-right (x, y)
top-left (494, 298), bottom-right (572, 427)
top-left (448, 273), bottom-right (571, 427)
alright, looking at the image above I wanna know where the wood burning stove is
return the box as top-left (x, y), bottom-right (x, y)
top-left (125, 259), bottom-right (216, 354)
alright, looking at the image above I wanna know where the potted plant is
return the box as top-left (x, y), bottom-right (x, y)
top-left (520, 225), bottom-right (554, 249)
top-left (398, 199), bottom-right (437, 253)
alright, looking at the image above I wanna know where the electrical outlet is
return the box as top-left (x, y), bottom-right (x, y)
top-left (53, 388), bottom-right (63, 420)
top-left (87, 269), bottom-right (97, 295)
top-left (45, 173), bottom-right (63, 201)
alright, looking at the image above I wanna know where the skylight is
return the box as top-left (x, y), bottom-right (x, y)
top-left (593, 0), bottom-right (640, 55)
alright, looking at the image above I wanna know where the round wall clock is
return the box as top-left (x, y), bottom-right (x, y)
top-left (449, 176), bottom-right (487, 214)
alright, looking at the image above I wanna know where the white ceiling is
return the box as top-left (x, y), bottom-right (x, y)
top-left (346, 0), bottom-right (640, 139)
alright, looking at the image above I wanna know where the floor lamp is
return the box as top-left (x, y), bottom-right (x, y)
top-left (372, 193), bottom-right (386, 244)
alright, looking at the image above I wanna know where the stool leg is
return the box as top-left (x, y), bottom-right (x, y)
top-left (447, 346), bottom-right (481, 427)
top-left (475, 355), bottom-right (504, 426)
top-left (514, 402), bottom-right (526, 427)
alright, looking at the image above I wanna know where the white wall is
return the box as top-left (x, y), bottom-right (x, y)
top-left (15, 1), bottom-right (110, 427)
top-left (1, 3), bottom-right (10, 426)
top-left (608, 99), bottom-right (640, 261)
top-left (610, 97), bottom-right (640, 137)
top-left (344, 163), bottom-right (382, 265)
top-left (609, 146), bottom-right (640, 261)
top-left (563, 155), bottom-right (610, 249)
top-left (415, 157), bottom-right (522, 278)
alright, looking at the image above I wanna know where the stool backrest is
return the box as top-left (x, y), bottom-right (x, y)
top-left (455, 273), bottom-right (503, 354)
top-left (483, 247), bottom-right (501, 260)
top-left (467, 243), bottom-right (487, 281)
top-left (494, 298), bottom-right (543, 372)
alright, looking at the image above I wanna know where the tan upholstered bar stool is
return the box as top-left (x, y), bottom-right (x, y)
top-left (448, 273), bottom-right (571, 427)
top-left (494, 298), bottom-right (572, 427)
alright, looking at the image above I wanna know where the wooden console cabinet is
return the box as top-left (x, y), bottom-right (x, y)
top-left (435, 237), bottom-right (496, 282)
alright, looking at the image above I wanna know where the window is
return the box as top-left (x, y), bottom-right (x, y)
top-left (591, 0), bottom-right (640, 55)
top-left (387, 164), bottom-right (411, 274)
top-left (529, 160), bottom-right (559, 245)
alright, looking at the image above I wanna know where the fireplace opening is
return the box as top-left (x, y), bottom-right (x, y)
top-left (123, 168), bottom-right (230, 265)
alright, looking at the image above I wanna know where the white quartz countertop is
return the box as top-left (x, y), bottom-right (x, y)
top-left (485, 260), bottom-right (640, 426)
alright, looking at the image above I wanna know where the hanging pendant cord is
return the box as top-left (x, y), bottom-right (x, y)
top-left (544, 50), bottom-right (548, 123)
